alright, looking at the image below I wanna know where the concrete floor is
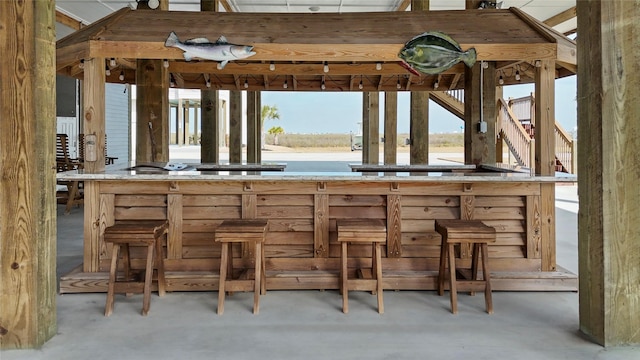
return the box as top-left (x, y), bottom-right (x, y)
top-left (3, 152), bottom-right (639, 359)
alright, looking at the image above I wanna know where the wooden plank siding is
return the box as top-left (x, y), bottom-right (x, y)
top-left (61, 178), bottom-right (573, 293)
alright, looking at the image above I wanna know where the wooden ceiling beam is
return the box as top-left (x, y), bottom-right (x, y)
top-left (544, 6), bottom-right (576, 27)
top-left (56, 10), bottom-right (83, 30)
top-left (168, 61), bottom-right (464, 76)
top-left (87, 41), bottom-right (557, 62)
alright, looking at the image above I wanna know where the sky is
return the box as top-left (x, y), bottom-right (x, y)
top-left (260, 76), bottom-right (577, 136)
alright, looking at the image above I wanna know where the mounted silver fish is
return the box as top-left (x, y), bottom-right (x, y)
top-left (398, 31), bottom-right (477, 76)
top-left (164, 31), bottom-right (256, 69)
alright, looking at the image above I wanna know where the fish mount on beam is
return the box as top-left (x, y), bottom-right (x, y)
top-left (164, 31), bottom-right (256, 69)
top-left (398, 31), bottom-right (477, 76)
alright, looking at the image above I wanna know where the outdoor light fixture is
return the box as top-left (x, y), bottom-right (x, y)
top-left (170, 74), bottom-right (176, 87)
top-left (283, 79), bottom-right (288, 89)
top-left (397, 76), bottom-right (401, 89)
top-left (217, 63), bottom-right (223, 70)
top-left (515, 70), bottom-right (521, 81)
top-left (358, 76), bottom-right (363, 90)
top-left (79, 59), bottom-right (84, 69)
top-left (269, 62), bottom-right (276, 71)
top-left (376, 62), bottom-right (382, 71)
top-left (499, 74), bottom-right (504, 85)
top-left (119, 71), bottom-right (125, 81)
top-left (433, 81), bottom-right (439, 90)
top-left (110, 58), bottom-right (116, 67)
top-left (163, 59), bottom-right (169, 68)
top-left (321, 80), bottom-right (326, 90)
top-left (105, 65), bottom-right (111, 76)
top-left (244, 77), bottom-right (249, 88)
top-left (206, 79), bottom-right (211, 88)
top-left (323, 62), bottom-right (329, 73)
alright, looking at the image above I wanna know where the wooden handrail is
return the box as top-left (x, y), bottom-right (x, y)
top-left (497, 98), bottom-right (532, 168)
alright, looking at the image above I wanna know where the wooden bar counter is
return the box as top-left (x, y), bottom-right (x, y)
top-left (57, 164), bottom-right (577, 294)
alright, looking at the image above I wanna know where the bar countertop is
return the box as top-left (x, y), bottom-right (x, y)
top-left (57, 162), bottom-right (577, 183)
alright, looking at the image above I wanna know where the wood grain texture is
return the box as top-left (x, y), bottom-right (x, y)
top-left (410, 92), bottom-right (429, 164)
top-left (534, 60), bottom-right (556, 176)
top-left (0, 0), bottom-right (57, 348)
top-left (135, 59), bottom-right (169, 163)
top-left (577, 0), bottom-right (640, 346)
top-left (228, 91), bottom-right (242, 163)
top-left (384, 92), bottom-right (398, 164)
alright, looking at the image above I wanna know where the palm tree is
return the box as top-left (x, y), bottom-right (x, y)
top-left (267, 126), bottom-right (285, 145)
top-left (261, 105), bottom-right (280, 149)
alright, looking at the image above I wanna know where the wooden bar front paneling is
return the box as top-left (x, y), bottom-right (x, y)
top-left (60, 176), bottom-right (575, 293)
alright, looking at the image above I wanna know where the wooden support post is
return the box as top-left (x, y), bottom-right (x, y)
top-left (410, 0), bottom-right (429, 165)
top-left (200, 0), bottom-right (220, 163)
top-left (384, 92), bottom-right (398, 165)
top-left (577, 0), bottom-right (640, 346)
top-left (229, 91), bottom-right (242, 163)
top-left (0, 0), bottom-right (57, 348)
top-left (184, 100), bottom-right (191, 145)
top-left (136, 59), bottom-right (169, 162)
top-left (314, 194), bottom-right (329, 258)
top-left (247, 91), bottom-right (260, 163)
top-left (362, 92), bottom-right (380, 164)
top-left (534, 60), bottom-right (555, 176)
top-left (83, 59), bottom-right (107, 173)
top-left (464, 62), bottom-right (496, 165)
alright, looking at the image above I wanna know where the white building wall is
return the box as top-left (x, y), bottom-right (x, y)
top-left (105, 83), bottom-right (130, 166)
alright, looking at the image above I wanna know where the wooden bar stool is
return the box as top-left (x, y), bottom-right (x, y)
top-left (104, 220), bottom-right (169, 316)
top-left (336, 219), bottom-right (387, 314)
top-left (215, 219), bottom-right (268, 315)
top-left (435, 219), bottom-right (496, 314)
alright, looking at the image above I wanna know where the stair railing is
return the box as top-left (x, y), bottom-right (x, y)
top-left (554, 123), bottom-right (574, 173)
top-left (498, 98), bottom-right (532, 168)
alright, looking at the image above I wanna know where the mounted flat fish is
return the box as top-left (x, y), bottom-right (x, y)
top-left (164, 31), bottom-right (256, 69)
top-left (398, 31), bottom-right (477, 75)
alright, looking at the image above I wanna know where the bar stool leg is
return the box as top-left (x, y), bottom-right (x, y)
top-left (253, 242), bottom-right (262, 314)
top-left (374, 242), bottom-right (384, 314)
top-left (141, 244), bottom-right (154, 316)
top-left (470, 243), bottom-right (480, 296)
top-left (218, 242), bottom-right (229, 315)
top-left (438, 237), bottom-right (447, 296)
top-left (341, 241), bottom-right (349, 314)
top-left (448, 243), bottom-right (458, 314)
top-left (155, 236), bottom-right (166, 297)
top-left (105, 244), bottom-right (121, 316)
top-left (260, 242), bottom-right (267, 296)
top-left (481, 243), bottom-right (494, 314)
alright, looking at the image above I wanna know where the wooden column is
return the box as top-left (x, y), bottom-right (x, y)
top-left (135, 0), bottom-right (168, 162)
top-left (184, 100), bottom-right (191, 145)
top-left (362, 92), bottom-right (380, 165)
top-left (464, 62), bottom-right (497, 165)
top-left (247, 91), bottom-right (261, 163)
top-left (229, 91), bottom-right (242, 163)
top-left (136, 59), bottom-right (169, 162)
top-left (177, 98), bottom-right (184, 145)
top-left (0, 0), bottom-right (57, 348)
top-left (577, 0), bottom-right (640, 346)
top-left (201, 0), bottom-right (219, 162)
top-left (410, 0), bottom-right (429, 165)
top-left (495, 85), bottom-right (504, 163)
top-left (82, 59), bottom-right (107, 173)
top-left (384, 92), bottom-right (398, 165)
top-left (534, 60), bottom-right (555, 176)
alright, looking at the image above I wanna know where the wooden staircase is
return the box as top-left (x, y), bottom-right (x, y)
top-left (435, 91), bottom-right (574, 173)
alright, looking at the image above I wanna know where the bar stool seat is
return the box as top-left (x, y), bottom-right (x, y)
top-left (104, 220), bottom-right (169, 316)
top-left (336, 219), bottom-right (387, 314)
top-left (215, 219), bottom-right (268, 315)
top-left (435, 219), bottom-right (496, 314)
